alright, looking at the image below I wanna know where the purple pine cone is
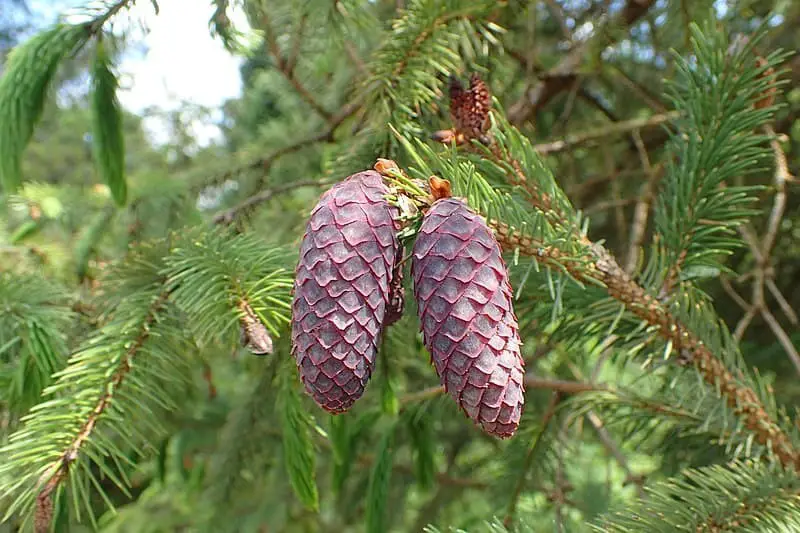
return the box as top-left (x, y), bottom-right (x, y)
top-left (412, 198), bottom-right (525, 437)
top-left (292, 171), bottom-right (399, 413)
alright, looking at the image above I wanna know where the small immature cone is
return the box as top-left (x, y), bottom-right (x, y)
top-left (292, 171), bottom-right (399, 413)
top-left (449, 73), bottom-right (492, 142)
top-left (412, 198), bottom-right (525, 437)
top-left (239, 300), bottom-right (273, 356)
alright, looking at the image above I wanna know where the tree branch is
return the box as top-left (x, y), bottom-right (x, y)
top-left (503, 391), bottom-right (562, 528)
top-left (213, 178), bottom-right (339, 225)
top-left (208, 101), bottom-right (361, 222)
top-left (259, 11), bottom-right (333, 122)
top-left (533, 111), bottom-right (678, 155)
top-left (508, 0), bottom-right (658, 124)
top-left (731, 126), bottom-right (799, 374)
top-left (35, 289), bottom-right (170, 533)
top-left (625, 130), bottom-right (663, 273)
top-left (400, 375), bottom-right (606, 405)
top-left (487, 219), bottom-right (800, 470)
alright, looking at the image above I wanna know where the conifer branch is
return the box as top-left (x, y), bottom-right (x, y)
top-left (486, 221), bottom-right (800, 469)
top-left (730, 126), bottom-right (799, 373)
top-left (0, 0), bottom-right (134, 192)
top-left (33, 290), bottom-right (169, 525)
top-left (364, 0), bottom-right (501, 144)
top-left (203, 100), bottom-right (361, 201)
top-left (503, 391), bottom-right (561, 528)
top-left (508, 0), bottom-right (657, 124)
top-left (387, 139), bottom-right (798, 469)
top-left (164, 230), bottom-right (294, 347)
top-left (595, 461), bottom-right (800, 532)
top-left (258, 10), bottom-right (333, 122)
top-left (532, 111), bottom-right (679, 155)
top-left (0, 245), bottom-right (198, 530)
top-left (423, 29), bottom-right (795, 471)
top-left (400, 375), bottom-right (606, 405)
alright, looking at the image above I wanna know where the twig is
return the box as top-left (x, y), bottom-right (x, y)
top-left (721, 277), bottom-right (751, 312)
top-left (543, 0), bottom-right (574, 43)
top-left (586, 412), bottom-right (646, 498)
top-left (400, 375), bottom-right (607, 405)
top-left (583, 196), bottom-right (637, 216)
top-left (766, 278), bottom-right (798, 325)
top-left (343, 41), bottom-right (368, 75)
top-left (503, 392), bottom-right (562, 528)
top-left (285, 14), bottom-right (307, 75)
top-left (35, 290), bottom-right (170, 533)
top-left (568, 361), bottom-right (646, 499)
top-left (578, 86), bottom-right (619, 122)
top-left (625, 129), bottom-right (663, 273)
top-left (730, 125), bottom-right (798, 374)
top-left (761, 126), bottom-right (792, 257)
top-left (533, 111), bottom-right (678, 155)
top-left (762, 308), bottom-right (800, 373)
top-left (553, 431), bottom-right (567, 533)
top-left (508, 0), bottom-right (657, 124)
top-left (213, 178), bottom-right (339, 225)
top-left (84, 0), bottom-right (133, 34)
top-left (605, 64), bottom-right (668, 113)
top-left (259, 11), bottom-right (332, 122)
top-left (603, 146), bottom-right (628, 244)
top-left (206, 101), bottom-right (360, 217)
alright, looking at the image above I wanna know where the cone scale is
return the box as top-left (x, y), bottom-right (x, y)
top-left (412, 198), bottom-right (525, 437)
top-left (291, 171), bottom-right (399, 413)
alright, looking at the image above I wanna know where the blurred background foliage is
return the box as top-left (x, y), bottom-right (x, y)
top-left (0, 0), bottom-right (799, 532)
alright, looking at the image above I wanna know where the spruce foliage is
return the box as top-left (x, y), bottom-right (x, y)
top-left (1, 1), bottom-right (799, 532)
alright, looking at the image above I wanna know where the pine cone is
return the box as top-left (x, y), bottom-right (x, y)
top-left (292, 170), bottom-right (399, 413)
top-left (412, 198), bottom-right (524, 437)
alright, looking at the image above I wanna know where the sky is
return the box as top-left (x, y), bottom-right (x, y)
top-left (29, 0), bottom-right (250, 146)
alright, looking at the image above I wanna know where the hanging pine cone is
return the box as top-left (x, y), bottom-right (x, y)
top-left (412, 197), bottom-right (525, 437)
top-left (291, 170), bottom-right (400, 413)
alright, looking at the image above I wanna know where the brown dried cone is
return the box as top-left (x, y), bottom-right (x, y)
top-left (239, 300), bottom-right (273, 355)
top-left (449, 73), bottom-right (492, 139)
top-left (291, 170), bottom-right (400, 413)
top-left (432, 73), bottom-right (493, 146)
top-left (412, 197), bottom-right (525, 437)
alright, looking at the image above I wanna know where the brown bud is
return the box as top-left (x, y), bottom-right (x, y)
top-left (432, 128), bottom-right (463, 145)
top-left (239, 301), bottom-right (273, 355)
top-left (429, 176), bottom-right (452, 200)
top-left (374, 158), bottom-right (400, 176)
top-left (753, 56), bottom-right (777, 110)
top-left (35, 491), bottom-right (53, 533)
